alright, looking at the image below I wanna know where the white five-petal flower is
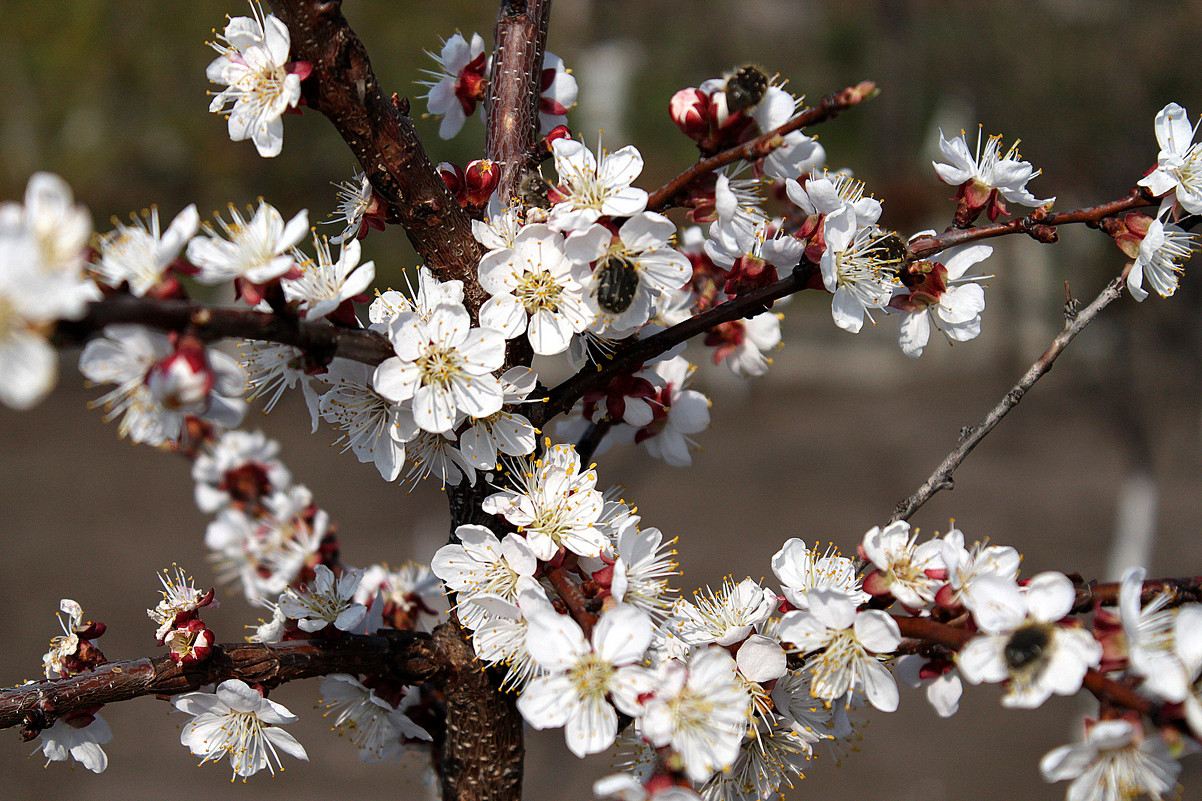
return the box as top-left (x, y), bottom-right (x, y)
top-left (187, 201), bottom-right (309, 287)
top-left (206, 1), bottom-right (305, 158)
top-left (957, 571), bottom-right (1102, 708)
top-left (372, 300), bottom-right (505, 434)
top-left (547, 138), bottom-right (649, 233)
top-left (174, 678), bottom-right (308, 779)
top-left (517, 604), bottom-right (656, 757)
top-left (278, 564), bottom-right (368, 633)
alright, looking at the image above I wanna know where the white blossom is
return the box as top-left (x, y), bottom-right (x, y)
top-left (1138, 102), bottom-right (1202, 214)
top-left (819, 207), bottom-right (900, 333)
top-left (482, 444), bottom-right (609, 560)
top-left (548, 138), bottom-right (649, 233)
top-left (933, 127), bottom-right (1053, 210)
top-left (79, 325), bottom-right (246, 446)
top-left (206, 1), bottom-right (305, 157)
top-left (174, 678), bottom-right (308, 779)
top-left (1126, 212), bottom-right (1195, 302)
top-left (860, 520), bottom-right (946, 608)
top-left (372, 301), bottom-right (505, 434)
top-left (893, 243), bottom-right (993, 358)
top-left (517, 605), bottom-right (656, 757)
top-left (669, 577), bottom-right (775, 648)
top-left (318, 674), bottom-right (431, 763)
top-left (318, 359), bottom-right (417, 482)
top-left (92, 204), bottom-right (199, 295)
top-left (777, 588), bottom-right (901, 712)
top-left (283, 236), bottom-right (375, 320)
top-left (1040, 719), bottom-right (1180, 801)
top-left (478, 224), bottom-right (594, 355)
top-left (192, 429), bottom-right (291, 513)
top-left (431, 524), bottom-right (539, 629)
top-left (278, 564), bottom-right (367, 633)
top-left (187, 201), bottom-right (309, 287)
top-left (957, 571), bottom-right (1102, 708)
top-left (640, 648), bottom-right (750, 782)
top-left (420, 33), bottom-right (486, 140)
top-left (37, 714), bottom-right (112, 774)
top-left (771, 538), bottom-right (865, 611)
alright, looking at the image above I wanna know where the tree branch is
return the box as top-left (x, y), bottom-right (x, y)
top-left (529, 265), bottom-right (815, 426)
top-left (486, 0), bottom-right (553, 202)
top-left (266, 0), bottom-right (486, 310)
top-left (891, 273), bottom-right (1128, 522)
top-left (0, 632), bottom-right (438, 733)
top-left (1071, 575), bottom-right (1202, 614)
top-left (907, 189), bottom-right (1154, 259)
top-left (53, 294), bottom-right (394, 366)
top-left (646, 80), bottom-right (878, 213)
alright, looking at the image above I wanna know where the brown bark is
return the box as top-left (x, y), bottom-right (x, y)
top-left (0, 633), bottom-right (438, 732)
top-left (267, 0), bottom-right (487, 311)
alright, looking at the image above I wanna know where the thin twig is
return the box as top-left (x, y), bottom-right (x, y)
top-left (891, 274), bottom-right (1128, 522)
top-left (907, 189), bottom-right (1153, 260)
top-left (646, 81), bottom-right (878, 212)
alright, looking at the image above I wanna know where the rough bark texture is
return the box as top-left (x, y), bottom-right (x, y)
top-left (486, 0), bottom-right (552, 202)
top-left (432, 623), bottom-right (525, 801)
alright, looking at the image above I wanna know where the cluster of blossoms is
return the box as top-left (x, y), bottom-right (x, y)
top-left (33, 424), bottom-right (445, 777)
top-left (6, 2), bottom-right (1202, 800)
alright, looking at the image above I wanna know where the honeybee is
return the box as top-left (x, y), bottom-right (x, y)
top-left (723, 65), bottom-right (769, 114)
top-left (594, 255), bottom-right (639, 314)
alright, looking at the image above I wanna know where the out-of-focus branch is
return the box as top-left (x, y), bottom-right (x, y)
top-left (486, 0), bottom-right (553, 202)
top-left (530, 265), bottom-right (815, 426)
top-left (646, 81), bottom-right (878, 212)
top-left (890, 274), bottom-right (1128, 522)
top-left (0, 632), bottom-right (438, 733)
top-left (1071, 575), bottom-right (1202, 614)
top-left (266, 0), bottom-right (486, 311)
top-left (907, 189), bottom-right (1154, 259)
top-left (53, 295), bottom-right (393, 366)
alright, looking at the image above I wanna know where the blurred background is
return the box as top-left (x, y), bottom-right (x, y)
top-left (2, 0), bottom-right (1202, 799)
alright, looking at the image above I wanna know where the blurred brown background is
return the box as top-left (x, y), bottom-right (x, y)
top-left (3, 1), bottom-right (1202, 799)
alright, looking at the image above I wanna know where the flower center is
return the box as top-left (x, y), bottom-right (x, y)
top-left (515, 269), bottom-right (563, 312)
top-left (569, 654), bottom-right (615, 699)
top-left (418, 344), bottom-right (463, 388)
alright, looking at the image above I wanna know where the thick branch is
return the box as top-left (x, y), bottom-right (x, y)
top-left (530, 266), bottom-right (815, 426)
top-left (433, 623), bottom-right (524, 801)
top-left (0, 632), bottom-right (437, 731)
top-left (646, 81), bottom-right (878, 213)
top-left (267, 0), bottom-right (486, 310)
top-left (486, 0), bottom-right (553, 201)
top-left (53, 295), bottom-right (393, 366)
top-left (890, 274), bottom-right (1127, 522)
